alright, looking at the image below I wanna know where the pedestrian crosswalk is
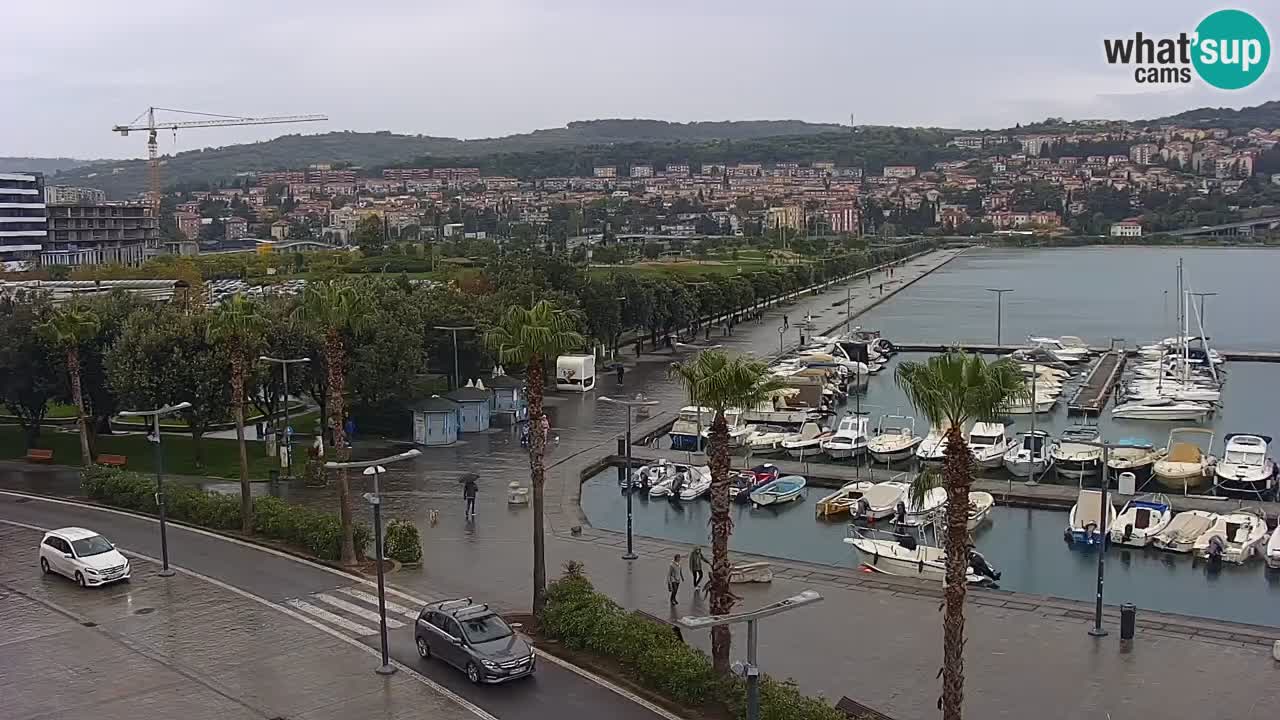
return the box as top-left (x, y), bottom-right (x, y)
top-left (283, 584), bottom-right (423, 639)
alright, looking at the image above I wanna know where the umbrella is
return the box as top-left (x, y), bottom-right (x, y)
top-left (457, 472), bottom-right (479, 484)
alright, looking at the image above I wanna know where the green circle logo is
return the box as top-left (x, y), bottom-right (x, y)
top-left (1193, 9), bottom-right (1270, 90)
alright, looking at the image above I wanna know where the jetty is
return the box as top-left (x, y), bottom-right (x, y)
top-left (893, 343), bottom-right (1280, 363)
top-left (1067, 350), bottom-right (1126, 415)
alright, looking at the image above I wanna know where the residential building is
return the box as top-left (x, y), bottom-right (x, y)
top-left (1020, 136), bottom-right (1054, 157)
top-left (225, 216), bottom-right (248, 241)
top-left (883, 165), bottom-right (917, 179)
top-left (42, 202), bottom-right (155, 266)
top-left (0, 172), bottom-right (47, 263)
top-left (1110, 221), bottom-right (1142, 237)
top-left (949, 135), bottom-right (984, 150)
top-left (44, 185), bottom-right (106, 205)
top-left (593, 166), bottom-right (617, 178)
top-left (630, 165), bottom-right (654, 178)
top-left (174, 211), bottom-right (201, 238)
top-left (664, 164), bottom-right (690, 177)
top-left (270, 221), bottom-right (290, 241)
top-left (824, 205), bottom-right (860, 234)
top-left (766, 205), bottom-right (802, 230)
top-left (1129, 143), bottom-right (1159, 166)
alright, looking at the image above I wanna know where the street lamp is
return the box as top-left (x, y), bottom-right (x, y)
top-left (678, 590), bottom-right (824, 720)
top-left (432, 325), bottom-right (475, 390)
top-left (325, 449), bottom-right (422, 675)
top-left (1059, 437), bottom-right (1117, 637)
top-left (260, 355), bottom-right (310, 479)
top-left (599, 395), bottom-right (659, 560)
top-left (1187, 291), bottom-right (1217, 330)
top-left (118, 401), bottom-right (192, 577)
top-left (985, 288), bottom-right (1014, 346)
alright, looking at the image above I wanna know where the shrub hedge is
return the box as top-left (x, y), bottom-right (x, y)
top-left (81, 466), bottom-right (370, 562)
top-left (383, 519), bottom-right (423, 565)
top-left (540, 564), bottom-right (844, 720)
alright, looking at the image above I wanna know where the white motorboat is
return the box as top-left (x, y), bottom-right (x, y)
top-left (678, 470), bottom-right (712, 501)
top-left (1106, 440), bottom-right (1164, 487)
top-left (1151, 510), bottom-right (1219, 553)
top-left (1152, 428), bottom-right (1215, 492)
top-left (915, 425), bottom-right (952, 464)
top-left (1193, 509), bottom-right (1268, 563)
top-left (1027, 336), bottom-right (1090, 364)
top-left (749, 474), bottom-right (806, 507)
top-left (967, 491), bottom-right (995, 530)
top-left (1124, 381), bottom-right (1221, 404)
top-left (631, 459), bottom-right (674, 489)
top-left (1010, 347), bottom-right (1070, 371)
top-left (1213, 434), bottom-right (1277, 499)
top-left (815, 480), bottom-right (876, 518)
top-left (867, 415), bottom-right (921, 463)
top-left (1003, 430), bottom-right (1056, 478)
top-left (1005, 394), bottom-right (1059, 415)
top-left (782, 422), bottom-right (831, 459)
top-left (742, 389), bottom-right (819, 426)
top-left (1053, 425), bottom-right (1103, 481)
top-left (699, 409), bottom-right (757, 448)
top-left (902, 486), bottom-right (947, 527)
top-left (967, 422), bottom-right (1009, 470)
top-left (821, 413), bottom-right (871, 460)
top-left (648, 464), bottom-right (710, 498)
top-left (1111, 397), bottom-right (1213, 422)
top-left (669, 406), bottom-right (714, 451)
top-left (843, 529), bottom-right (1001, 587)
top-left (1266, 528), bottom-right (1280, 570)
top-left (852, 480), bottom-right (909, 520)
top-left (1066, 489), bottom-right (1116, 546)
top-left (744, 426), bottom-right (789, 455)
top-left (1109, 494), bottom-right (1173, 547)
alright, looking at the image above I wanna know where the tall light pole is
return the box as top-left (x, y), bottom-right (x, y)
top-left (986, 288), bottom-right (1014, 346)
top-left (1064, 438), bottom-right (1115, 637)
top-left (1187, 291), bottom-right (1216, 333)
top-left (433, 325), bottom-right (475, 390)
top-left (118, 401), bottom-right (191, 577)
top-left (325, 449), bottom-right (422, 675)
top-left (599, 396), bottom-right (659, 560)
top-left (260, 355), bottom-right (310, 479)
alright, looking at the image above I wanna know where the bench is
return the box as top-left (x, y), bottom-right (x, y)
top-left (25, 448), bottom-right (53, 463)
top-left (96, 454), bottom-right (127, 468)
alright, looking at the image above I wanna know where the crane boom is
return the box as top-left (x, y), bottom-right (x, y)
top-left (112, 114), bottom-right (327, 135)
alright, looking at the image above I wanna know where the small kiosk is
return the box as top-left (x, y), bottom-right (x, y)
top-left (447, 381), bottom-right (492, 433)
top-left (411, 395), bottom-right (459, 446)
top-left (486, 369), bottom-right (528, 426)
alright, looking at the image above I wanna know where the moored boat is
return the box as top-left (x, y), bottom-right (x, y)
top-left (1266, 527), bottom-right (1280, 570)
top-left (1053, 425), bottom-right (1103, 481)
top-left (782, 422), bottom-right (831, 459)
top-left (750, 474), bottom-right (807, 507)
top-left (843, 528), bottom-right (1001, 587)
top-left (821, 413), bottom-right (871, 460)
top-left (915, 425), bottom-right (952, 464)
top-left (815, 480), bottom-right (876, 518)
top-left (852, 480), bottom-right (909, 521)
top-left (1066, 489), bottom-right (1116, 546)
top-left (1192, 509), bottom-right (1268, 564)
top-left (648, 464), bottom-right (710, 498)
top-left (1109, 494), bottom-right (1173, 547)
top-left (1003, 429), bottom-right (1056, 478)
top-left (1152, 428), bottom-right (1216, 492)
top-left (668, 406), bottom-right (714, 451)
top-left (1106, 440), bottom-right (1163, 487)
top-left (1213, 434), bottom-right (1277, 500)
top-left (967, 491), bottom-right (995, 530)
top-left (967, 422), bottom-right (1009, 470)
top-left (901, 486), bottom-right (947, 527)
top-left (1151, 509), bottom-right (1219, 553)
top-left (867, 415), bottom-right (921, 463)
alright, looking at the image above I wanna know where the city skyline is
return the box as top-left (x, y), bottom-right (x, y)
top-left (4, 0), bottom-right (1277, 159)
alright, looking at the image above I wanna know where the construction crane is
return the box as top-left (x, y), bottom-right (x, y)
top-left (112, 107), bottom-right (327, 215)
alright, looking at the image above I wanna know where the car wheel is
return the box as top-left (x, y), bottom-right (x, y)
top-left (40, 557), bottom-right (50, 574)
top-left (75, 572), bottom-right (86, 588)
top-left (416, 636), bottom-right (431, 659)
top-left (465, 662), bottom-right (480, 684)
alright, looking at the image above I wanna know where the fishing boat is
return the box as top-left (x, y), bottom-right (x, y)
top-left (1106, 440), bottom-right (1163, 487)
top-left (867, 415), bottom-right (921, 463)
top-left (1152, 428), bottom-right (1216, 492)
top-left (915, 425), bottom-right (952, 464)
top-left (782, 422), bottom-right (831, 459)
top-left (1003, 429), bottom-right (1056, 478)
top-left (1266, 528), bottom-right (1280, 570)
top-left (967, 422), bottom-right (1009, 470)
top-left (1213, 434), bottom-right (1277, 500)
top-left (815, 480), bottom-right (876, 518)
top-left (1053, 425), bottom-right (1103, 481)
top-left (1151, 510), bottom-right (1219, 553)
top-left (678, 470), bottom-right (712, 501)
top-left (749, 474), bottom-right (807, 507)
top-left (1066, 489), bottom-right (1116, 546)
top-left (1109, 494), bottom-right (1173, 547)
top-left (1192, 509), bottom-right (1268, 564)
top-left (821, 413), bottom-right (871, 460)
top-left (967, 491), bottom-right (995, 530)
top-left (668, 406), bottom-right (714, 451)
top-left (852, 480), bottom-right (910, 520)
top-left (843, 527), bottom-right (1001, 587)
top-left (648, 464), bottom-right (710, 498)
top-left (902, 486), bottom-right (947, 527)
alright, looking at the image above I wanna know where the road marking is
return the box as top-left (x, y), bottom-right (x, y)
top-left (0, 518), bottom-right (500, 720)
top-left (284, 597), bottom-right (380, 636)
top-left (532, 649), bottom-right (686, 720)
top-left (313, 592), bottom-right (405, 628)
top-left (337, 586), bottom-right (419, 621)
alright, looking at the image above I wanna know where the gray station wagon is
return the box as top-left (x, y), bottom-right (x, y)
top-left (414, 598), bottom-right (535, 684)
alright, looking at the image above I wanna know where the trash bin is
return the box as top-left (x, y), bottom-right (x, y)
top-left (1120, 603), bottom-right (1136, 640)
top-left (1117, 471), bottom-right (1137, 496)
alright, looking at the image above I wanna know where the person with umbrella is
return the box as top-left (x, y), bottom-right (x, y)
top-left (460, 473), bottom-right (479, 519)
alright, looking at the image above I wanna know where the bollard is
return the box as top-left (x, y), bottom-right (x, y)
top-left (1120, 603), bottom-right (1136, 640)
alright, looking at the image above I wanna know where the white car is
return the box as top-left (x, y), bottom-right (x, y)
top-left (39, 527), bottom-right (131, 587)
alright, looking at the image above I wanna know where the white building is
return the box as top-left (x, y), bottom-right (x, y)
top-left (629, 165), bottom-right (654, 178)
top-left (44, 185), bottom-right (106, 205)
top-left (0, 172), bottom-right (48, 264)
top-left (592, 166), bottom-right (617, 178)
top-left (882, 165), bottom-right (917, 179)
top-left (1109, 221), bottom-right (1142, 237)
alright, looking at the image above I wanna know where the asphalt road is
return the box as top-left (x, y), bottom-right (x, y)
top-left (0, 491), bottom-right (675, 720)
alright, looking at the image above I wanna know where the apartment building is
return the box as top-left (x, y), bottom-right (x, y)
top-left (44, 185), bottom-right (106, 205)
top-left (629, 165), bottom-right (654, 178)
top-left (882, 165), bottom-right (917, 179)
top-left (949, 135), bottom-right (984, 149)
top-left (765, 205), bottom-right (802, 230)
top-left (224, 216), bottom-right (248, 241)
top-left (42, 202), bottom-right (155, 267)
top-left (0, 172), bottom-right (47, 263)
top-left (174, 211), bottom-right (201, 239)
top-left (1110, 221), bottom-right (1142, 237)
top-left (593, 166), bottom-right (617, 178)
top-left (1129, 143), bottom-right (1160, 166)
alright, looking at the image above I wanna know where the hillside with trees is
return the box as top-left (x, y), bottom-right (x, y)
top-left (0, 157), bottom-right (97, 175)
top-left (1147, 100), bottom-right (1280, 131)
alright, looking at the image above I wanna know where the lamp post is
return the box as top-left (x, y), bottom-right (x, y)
top-left (432, 325), bottom-right (475, 390)
top-left (1187, 291), bottom-right (1216, 331)
top-left (260, 355), bottom-right (310, 479)
top-left (678, 590), bottom-right (823, 720)
top-left (985, 288), bottom-right (1013, 346)
top-left (1064, 438), bottom-right (1115, 637)
top-left (325, 449), bottom-right (422, 675)
top-left (118, 401), bottom-right (192, 577)
top-left (599, 396), bottom-right (659, 560)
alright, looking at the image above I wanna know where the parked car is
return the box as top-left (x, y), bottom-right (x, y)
top-left (414, 598), bottom-right (534, 684)
top-left (39, 527), bottom-right (130, 587)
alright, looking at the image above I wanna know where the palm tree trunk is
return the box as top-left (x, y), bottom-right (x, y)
top-left (66, 349), bottom-right (92, 467)
top-left (940, 426), bottom-right (973, 720)
top-left (231, 353), bottom-right (252, 534)
top-left (528, 355), bottom-right (548, 615)
top-left (326, 329), bottom-right (357, 566)
top-left (707, 412), bottom-right (735, 675)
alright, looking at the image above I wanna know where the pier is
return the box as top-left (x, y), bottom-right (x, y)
top-left (892, 343), bottom-right (1280, 363)
top-left (1067, 350), bottom-right (1126, 414)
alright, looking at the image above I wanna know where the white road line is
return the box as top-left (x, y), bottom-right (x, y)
top-left (336, 586), bottom-right (420, 621)
top-left (313, 592), bottom-right (405, 628)
top-left (284, 598), bottom-right (379, 636)
top-left (534, 649), bottom-right (686, 720)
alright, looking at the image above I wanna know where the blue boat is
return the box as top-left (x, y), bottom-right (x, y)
top-left (1066, 489), bottom-right (1117, 547)
top-left (668, 406), bottom-right (713, 451)
top-left (749, 475), bottom-right (807, 507)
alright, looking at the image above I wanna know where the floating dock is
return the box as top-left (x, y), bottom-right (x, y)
top-left (1067, 351), bottom-right (1126, 415)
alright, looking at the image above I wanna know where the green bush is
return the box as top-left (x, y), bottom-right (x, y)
top-left (540, 566), bottom-right (844, 720)
top-left (81, 466), bottom-right (370, 562)
top-left (382, 519), bottom-right (422, 564)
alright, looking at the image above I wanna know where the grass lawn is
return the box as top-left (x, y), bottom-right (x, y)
top-left (590, 257), bottom-right (772, 280)
top-left (0, 425), bottom-right (280, 480)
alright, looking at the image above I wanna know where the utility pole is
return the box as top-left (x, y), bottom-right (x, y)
top-left (260, 355), bottom-right (310, 479)
top-left (433, 325), bottom-right (475, 390)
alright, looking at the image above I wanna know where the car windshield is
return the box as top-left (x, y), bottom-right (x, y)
top-left (459, 614), bottom-right (513, 644)
top-left (71, 535), bottom-right (114, 557)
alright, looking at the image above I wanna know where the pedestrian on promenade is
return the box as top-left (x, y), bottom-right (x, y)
top-left (688, 547), bottom-right (705, 588)
top-left (635, 339), bottom-right (642, 357)
top-left (462, 475), bottom-right (478, 518)
top-left (667, 554), bottom-right (684, 604)
top-left (783, 314), bottom-right (789, 330)
top-left (616, 363), bottom-right (625, 384)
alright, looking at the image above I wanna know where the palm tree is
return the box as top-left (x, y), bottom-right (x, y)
top-left (672, 351), bottom-right (786, 676)
top-left (293, 281), bottom-right (370, 565)
top-left (895, 351), bottom-right (1025, 720)
top-left (37, 306), bottom-right (100, 467)
top-left (484, 300), bottom-right (584, 614)
top-left (208, 295), bottom-right (267, 534)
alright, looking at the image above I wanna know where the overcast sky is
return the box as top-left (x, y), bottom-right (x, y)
top-left (4, 1), bottom-right (1277, 159)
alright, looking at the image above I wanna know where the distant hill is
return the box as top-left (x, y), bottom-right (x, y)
top-left (52, 119), bottom-right (850, 198)
top-left (1147, 100), bottom-right (1280, 130)
top-left (0, 157), bottom-right (97, 176)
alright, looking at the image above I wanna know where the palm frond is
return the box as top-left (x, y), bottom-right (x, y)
top-left (672, 350), bottom-right (786, 414)
top-left (895, 350), bottom-right (1028, 430)
top-left (482, 299), bottom-right (586, 369)
top-left (908, 466), bottom-right (943, 512)
top-left (37, 305), bottom-right (100, 348)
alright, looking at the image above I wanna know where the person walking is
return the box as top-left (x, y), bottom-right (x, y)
top-left (616, 363), bottom-right (625, 384)
top-left (635, 338), bottom-right (642, 357)
top-left (463, 475), bottom-right (478, 519)
top-left (783, 314), bottom-right (789, 330)
top-left (667, 554), bottom-right (684, 605)
top-left (688, 547), bottom-right (705, 589)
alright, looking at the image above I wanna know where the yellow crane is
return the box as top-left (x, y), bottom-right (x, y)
top-left (112, 106), bottom-right (328, 214)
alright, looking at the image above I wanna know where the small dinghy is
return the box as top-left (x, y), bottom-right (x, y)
top-left (815, 481), bottom-right (876, 518)
top-left (1151, 509), bottom-right (1219, 553)
top-left (733, 464), bottom-right (780, 503)
top-left (1066, 489), bottom-right (1116, 546)
top-left (678, 470), bottom-right (712, 501)
top-left (967, 491), bottom-right (995, 530)
top-left (1109, 494), bottom-right (1173, 547)
top-left (843, 528), bottom-right (1001, 587)
top-left (852, 481), bottom-right (910, 521)
top-left (648, 464), bottom-right (710, 498)
top-left (750, 474), bottom-right (807, 507)
top-left (1193, 509), bottom-right (1268, 564)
